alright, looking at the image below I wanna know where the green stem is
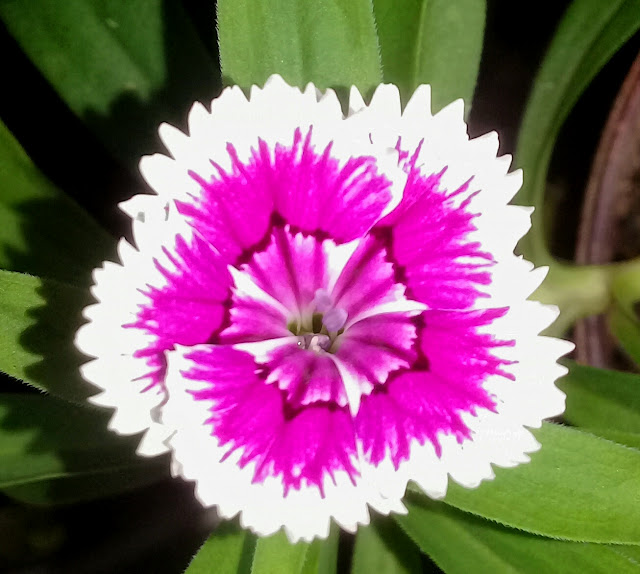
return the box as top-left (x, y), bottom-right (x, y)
top-left (533, 257), bottom-right (640, 337)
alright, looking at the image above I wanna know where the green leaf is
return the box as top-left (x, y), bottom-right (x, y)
top-left (188, 525), bottom-right (337, 574)
top-left (217, 0), bottom-right (382, 95)
top-left (514, 0), bottom-right (640, 263)
top-left (252, 530), bottom-right (309, 574)
top-left (185, 522), bottom-right (256, 574)
top-left (3, 463), bottom-right (168, 506)
top-left (439, 423), bottom-right (640, 544)
top-left (352, 517), bottom-right (421, 574)
top-left (300, 525), bottom-right (339, 574)
top-left (609, 304), bottom-right (640, 366)
top-left (397, 496), bottom-right (640, 573)
top-left (0, 0), bottom-right (219, 168)
top-left (559, 362), bottom-right (640, 434)
top-left (583, 429), bottom-right (640, 451)
top-left (0, 270), bottom-right (94, 402)
top-left (608, 270), bottom-right (640, 366)
top-left (615, 545), bottom-right (640, 563)
top-left (372, 0), bottom-right (485, 113)
top-left (0, 121), bottom-right (114, 286)
top-left (0, 393), bottom-right (164, 488)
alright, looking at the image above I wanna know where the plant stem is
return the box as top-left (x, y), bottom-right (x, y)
top-left (533, 257), bottom-right (640, 337)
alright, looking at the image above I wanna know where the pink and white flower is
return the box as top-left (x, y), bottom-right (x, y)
top-left (75, 75), bottom-right (573, 542)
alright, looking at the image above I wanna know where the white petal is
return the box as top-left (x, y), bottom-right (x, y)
top-left (402, 84), bottom-right (432, 121)
top-left (348, 85), bottom-right (366, 116)
top-left (327, 355), bottom-right (363, 416)
top-left (158, 122), bottom-right (191, 160)
top-left (138, 153), bottom-right (199, 202)
top-left (162, 346), bottom-right (402, 542)
top-left (76, 75), bottom-right (573, 542)
top-left (228, 265), bottom-right (292, 319)
top-left (368, 84), bottom-right (402, 118)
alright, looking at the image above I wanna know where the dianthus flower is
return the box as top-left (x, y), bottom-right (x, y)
top-left (76, 76), bottom-right (572, 541)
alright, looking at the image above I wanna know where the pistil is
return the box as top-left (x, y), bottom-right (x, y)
top-left (297, 334), bottom-right (332, 352)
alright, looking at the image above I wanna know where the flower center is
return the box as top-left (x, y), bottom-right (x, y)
top-left (290, 289), bottom-right (349, 354)
top-left (219, 225), bottom-right (423, 415)
top-left (296, 333), bottom-right (331, 352)
top-left (313, 289), bottom-right (349, 332)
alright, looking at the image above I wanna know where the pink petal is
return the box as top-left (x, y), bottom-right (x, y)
top-left (375, 169), bottom-right (493, 310)
top-left (272, 129), bottom-right (392, 242)
top-left (243, 228), bottom-right (328, 315)
top-left (331, 235), bottom-right (403, 320)
top-left (264, 343), bottom-right (347, 408)
top-left (126, 233), bottom-right (231, 388)
top-left (178, 129), bottom-right (394, 266)
top-left (356, 307), bottom-right (514, 467)
top-left (335, 314), bottom-right (417, 388)
top-left (180, 345), bottom-right (359, 494)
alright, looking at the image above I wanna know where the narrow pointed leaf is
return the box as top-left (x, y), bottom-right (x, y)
top-left (610, 305), bottom-right (640, 366)
top-left (397, 496), bottom-right (640, 573)
top-left (514, 0), bottom-right (640, 262)
top-left (439, 423), bottom-right (640, 544)
top-left (0, 270), bottom-right (93, 402)
top-left (0, 393), bottom-right (164, 488)
top-left (217, 0), bottom-right (382, 94)
top-left (185, 522), bottom-right (256, 574)
top-left (0, 121), bottom-right (114, 286)
top-left (300, 525), bottom-right (339, 574)
top-left (352, 517), bottom-right (421, 574)
top-left (372, 0), bottom-right (485, 113)
top-left (584, 429), bottom-right (640, 450)
top-left (3, 463), bottom-right (168, 506)
top-left (609, 301), bottom-right (640, 368)
top-left (559, 361), bottom-right (640, 433)
top-left (251, 530), bottom-right (309, 574)
top-left (0, 0), bottom-right (219, 168)
top-left (616, 546), bottom-right (640, 562)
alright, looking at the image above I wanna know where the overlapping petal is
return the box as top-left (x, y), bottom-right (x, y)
top-left (76, 75), bottom-right (572, 542)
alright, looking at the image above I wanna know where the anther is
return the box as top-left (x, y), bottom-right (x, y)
top-left (297, 334), bottom-right (331, 352)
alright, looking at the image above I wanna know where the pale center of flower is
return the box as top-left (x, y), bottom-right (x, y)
top-left (313, 289), bottom-right (348, 332)
top-left (222, 226), bottom-right (423, 416)
top-left (292, 289), bottom-right (349, 354)
top-left (296, 334), bottom-right (331, 352)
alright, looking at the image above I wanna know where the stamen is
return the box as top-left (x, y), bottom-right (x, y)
top-left (297, 334), bottom-right (331, 352)
top-left (322, 307), bottom-right (348, 332)
top-left (313, 289), bottom-right (333, 312)
top-left (313, 289), bottom-right (348, 332)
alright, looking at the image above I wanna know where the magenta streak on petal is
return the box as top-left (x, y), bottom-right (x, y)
top-left (271, 129), bottom-right (393, 243)
top-left (128, 127), bottom-right (523, 493)
top-left (215, 223), bottom-right (423, 410)
top-left (331, 235), bottom-right (402, 320)
top-left (375, 166), bottom-right (493, 310)
top-left (420, 308), bottom-right (516, 385)
top-left (335, 314), bottom-right (417, 388)
top-left (218, 293), bottom-right (290, 344)
top-left (355, 308), bottom-right (515, 468)
top-left (351, 145), bottom-right (519, 467)
top-left (264, 343), bottom-right (347, 408)
top-left (179, 146), bottom-right (275, 263)
top-left (125, 234), bottom-right (231, 390)
top-left (243, 229), bottom-right (327, 317)
top-left (356, 371), bottom-right (480, 466)
top-left (177, 128), bottom-right (394, 269)
top-left (183, 346), bottom-right (359, 495)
